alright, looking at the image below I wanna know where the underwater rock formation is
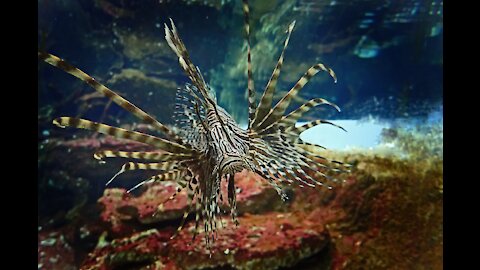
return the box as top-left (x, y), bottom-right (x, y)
top-left (98, 170), bottom-right (281, 234)
top-left (80, 211), bottom-right (329, 270)
top-left (38, 124), bottom-right (443, 270)
top-left (38, 229), bottom-right (76, 270)
top-left (38, 120), bottom-right (442, 270)
top-left (325, 149), bottom-right (443, 269)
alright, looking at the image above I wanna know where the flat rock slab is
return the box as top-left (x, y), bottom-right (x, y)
top-left (98, 170), bottom-right (282, 233)
top-left (81, 210), bottom-right (329, 270)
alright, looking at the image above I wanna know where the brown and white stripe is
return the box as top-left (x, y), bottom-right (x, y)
top-left (53, 117), bottom-right (192, 154)
top-left (127, 169), bottom-right (185, 193)
top-left (242, 0), bottom-right (257, 130)
top-left (288, 119), bottom-right (347, 134)
top-left (38, 52), bottom-right (186, 146)
top-left (256, 97), bottom-right (341, 135)
top-left (255, 63), bottom-right (337, 131)
top-left (252, 20), bottom-right (296, 129)
top-left (119, 161), bottom-right (177, 172)
top-left (279, 97), bottom-right (340, 127)
top-left (164, 20), bottom-right (212, 106)
top-left (93, 150), bottom-right (192, 161)
top-left (255, 167), bottom-right (289, 200)
top-left (105, 161), bottom-right (179, 186)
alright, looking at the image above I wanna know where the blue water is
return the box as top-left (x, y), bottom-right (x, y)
top-left (38, 0), bottom-right (443, 130)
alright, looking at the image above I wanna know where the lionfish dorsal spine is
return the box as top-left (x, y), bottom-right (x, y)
top-left (254, 62), bottom-right (338, 133)
top-left (252, 20), bottom-right (296, 129)
top-left (278, 97), bottom-right (341, 128)
top-left (164, 19), bottom-right (215, 109)
top-left (241, 0), bottom-right (257, 130)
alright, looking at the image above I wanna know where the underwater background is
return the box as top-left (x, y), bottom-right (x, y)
top-left (38, 0), bottom-right (443, 269)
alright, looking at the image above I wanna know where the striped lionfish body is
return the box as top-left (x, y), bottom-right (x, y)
top-left (39, 0), bottom-right (348, 248)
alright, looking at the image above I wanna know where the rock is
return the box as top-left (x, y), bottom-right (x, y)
top-left (38, 230), bottom-right (76, 270)
top-left (80, 210), bottom-right (330, 270)
top-left (40, 129), bottom-right (443, 270)
top-left (324, 152), bottom-right (443, 270)
top-left (169, 211), bottom-right (329, 269)
top-left (80, 229), bottom-right (179, 270)
top-left (98, 170), bottom-right (282, 233)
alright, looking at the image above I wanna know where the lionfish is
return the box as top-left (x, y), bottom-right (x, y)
top-left (39, 0), bottom-right (348, 247)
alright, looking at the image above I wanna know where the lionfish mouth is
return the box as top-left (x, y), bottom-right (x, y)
top-left (219, 156), bottom-right (247, 175)
top-left (39, 0), bottom-right (350, 252)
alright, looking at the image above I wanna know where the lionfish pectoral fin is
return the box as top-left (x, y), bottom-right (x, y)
top-left (53, 117), bottom-right (193, 154)
top-left (127, 179), bottom-right (154, 193)
top-left (106, 167), bottom-right (125, 186)
top-left (169, 182), bottom-right (196, 239)
top-left (106, 162), bottom-right (177, 187)
top-left (156, 174), bottom-right (187, 208)
top-left (94, 150), bottom-right (192, 162)
top-left (191, 192), bottom-right (204, 241)
top-left (296, 143), bottom-right (352, 174)
top-left (128, 170), bottom-right (183, 194)
top-left (39, 52), bottom-right (184, 144)
top-left (256, 168), bottom-right (289, 201)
